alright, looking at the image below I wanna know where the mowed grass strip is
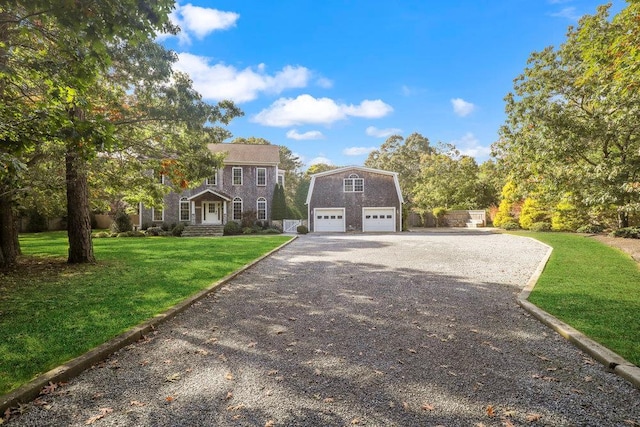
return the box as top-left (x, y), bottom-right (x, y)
top-left (0, 232), bottom-right (291, 395)
top-left (516, 232), bottom-right (640, 366)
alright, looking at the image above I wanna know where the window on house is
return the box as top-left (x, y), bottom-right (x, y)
top-left (344, 174), bottom-right (364, 192)
top-left (257, 168), bottom-right (266, 186)
top-left (206, 170), bottom-right (217, 186)
top-left (277, 173), bottom-right (284, 187)
top-left (179, 198), bottom-right (190, 222)
top-left (232, 167), bottom-right (243, 185)
top-left (158, 173), bottom-right (165, 185)
top-left (152, 206), bottom-right (164, 222)
top-left (232, 197), bottom-right (242, 221)
top-left (257, 197), bottom-right (267, 220)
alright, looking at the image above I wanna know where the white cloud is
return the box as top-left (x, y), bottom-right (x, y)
top-left (252, 94), bottom-right (393, 127)
top-left (550, 7), bottom-right (580, 20)
top-left (160, 4), bottom-right (239, 44)
top-left (309, 156), bottom-right (333, 165)
top-left (365, 126), bottom-right (402, 138)
top-left (174, 53), bottom-right (310, 103)
top-left (316, 77), bottom-right (334, 89)
top-left (343, 147), bottom-right (377, 156)
top-left (286, 129), bottom-right (324, 140)
top-left (450, 132), bottom-right (491, 159)
top-left (451, 98), bottom-right (476, 117)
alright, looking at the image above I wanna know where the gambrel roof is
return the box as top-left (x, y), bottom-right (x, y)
top-left (208, 143), bottom-right (280, 166)
top-left (305, 166), bottom-right (404, 205)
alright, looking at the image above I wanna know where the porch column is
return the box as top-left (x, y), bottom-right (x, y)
top-left (191, 201), bottom-right (196, 225)
top-left (223, 202), bottom-right (228, 224)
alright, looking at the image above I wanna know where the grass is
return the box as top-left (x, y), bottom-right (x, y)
top-left (0, 232), bottom-right (291, 395)
top-left (513, 232), bottom-right (640, 366)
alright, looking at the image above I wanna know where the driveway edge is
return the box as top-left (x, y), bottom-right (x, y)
top-left (0, 236), bottom-right (297, 414)
top-left (517, 238), bottom-right (640, 390)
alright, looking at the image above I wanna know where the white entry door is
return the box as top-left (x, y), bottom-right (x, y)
top-left (202, 201), bottom-right (222, 224)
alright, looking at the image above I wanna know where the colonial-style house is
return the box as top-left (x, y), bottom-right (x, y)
top-left (139, 143), bottom-right (284, 234)
top-left (305, 166), bottom-right (404, 232)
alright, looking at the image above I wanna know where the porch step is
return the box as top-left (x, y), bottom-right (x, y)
top-left (182, 224), bottom-right (224, 237)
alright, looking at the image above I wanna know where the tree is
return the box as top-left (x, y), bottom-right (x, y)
top-left (271, 184), bottom-right (287, 220)
top-left (1, 1), bottom-right (241, 266)
top-left (365, 132), bottom-right (434, 202)
top-left (495, 3), bottom-right (640, 228)
top-left (413, 144), bottom-right (483, 211)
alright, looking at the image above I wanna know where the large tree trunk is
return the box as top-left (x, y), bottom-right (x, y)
top-left (66, 146), bottom-right (95, 263)
top-left (0, 193), bottom-right (20, 269)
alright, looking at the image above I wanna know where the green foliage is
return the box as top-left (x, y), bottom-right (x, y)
top-left (111, 210), bottom-right (133, 233)
top-left (501, 221), bottom-right (520, 230)
top-left (576, 224), bottom-right (604, 234)
top-left (297, 225), bottom-right (309, 234)
top-left (223, 221), bottom-right (242, 236)
top-left (609, 227), bottom-right (640, 239)
top-left (496, 4), bottom-right (640, 229)
top-left (432, 207), bottom-right (447, 227)
top-left (530, 222), bottom-right (552, 232)
top-left (243, 227), bottom-right (256, 235)
top-left (519, 198), bottom-right (548, 230)
top-left (241, 210), bottom-right (257, 229)
top-left (93, 231), bottom-right (110, 238)
top-left (171, 223), bottom-right (186, 237)
top-left (272, 183), bottom-right (287, 220)
top-left (145, 226), bottom-right (163, 236)
top-left (551, 199), bottom-right (587, 232)
top-left (492, 181), bottom-right (520, 228)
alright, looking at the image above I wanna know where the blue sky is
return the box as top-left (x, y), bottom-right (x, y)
top-left (157, 0), bottom-right (626, 169)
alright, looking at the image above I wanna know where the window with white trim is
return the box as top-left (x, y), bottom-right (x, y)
top-left (257, 197), bottom-right (267, 220)
top-left (277, 173), bottom-right (284, 187)
top-left (232, 197), bottom-right (242, 221)
top-left (344, 174), bottom-right (364, 192)
top-left (232, 167), bottom-right (243, 185)
top-left (179, 198), bottom-right (190, 222)
top-left (256, 167), bottom-right (266, 186)
top-left (205, 170), bottom-right (217, 186)
top-left (152, 206), bottom-right (164, 222)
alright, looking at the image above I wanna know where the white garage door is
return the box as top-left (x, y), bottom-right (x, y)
top-left (363, 208), bottom-right (396, 232)
top-left (314, 208), bottom-right (345, 232)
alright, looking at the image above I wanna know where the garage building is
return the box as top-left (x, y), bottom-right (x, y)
top-left (306, 166), bottom-right (404, 233)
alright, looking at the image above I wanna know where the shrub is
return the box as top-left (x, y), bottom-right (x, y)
top-left (259, 228), bottom-right (281, 234)
top-left (530, 221), bottom-right (552, 232)
top-left (576, 224), bottom-right (604, 234)
top-left (501, 221), bottom-right (520, 230)
top-left (93, 231), bottom-right (110, 238)
top-left (609, 227), bottom-right (640, 239)
top-left (242, 227), bottom-right (255, 235)
top-left (141, 222), bottom-right (151, 231)
top-left (111, 210), bottom-right (133, 233)
top-left (223, 221), bottom-right (242, 236)
top-left (242, 210), bottom-right (257, 229)
top-left (297, 225), bottom-right (309, 234)
top-left (432, 207), bottom-right (447, 227)
top-left (160, 222), bottom-right (171, 232)
top-left (171, 223), bottom-right (186, 237)
top-left (551, 199), bottom-right (586, 231)
top-left (519, 198), bottom-right (548, 230)
top-left (131, 231), bottom-right (146, 237)
top-left (145, 226), bottom-right (163, 236)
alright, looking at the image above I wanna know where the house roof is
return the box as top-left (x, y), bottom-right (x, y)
top-left (187, 188), bottom-right (232, 202)
top-left (208, 143), bottom-right (280, 166)
top-left (305, 166), bottom-right (404, 205)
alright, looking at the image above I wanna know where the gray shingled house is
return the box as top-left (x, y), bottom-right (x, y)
top-left (305, 166), bottom-right (404, 232)
top-left (139, 143), bottom-right (284, 234)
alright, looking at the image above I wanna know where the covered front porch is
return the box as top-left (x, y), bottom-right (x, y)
top-left (186, 189), bottom-right (231, 226)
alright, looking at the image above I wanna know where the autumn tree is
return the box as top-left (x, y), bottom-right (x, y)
top-left (495, 3), bottom-right (640, 228)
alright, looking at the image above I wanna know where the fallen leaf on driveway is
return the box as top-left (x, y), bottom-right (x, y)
top-left (487, 405), bottom-right (495, 417)
top-left (165, 373), bottom-right (181, 382)
top-left (526, 413), bottom-right (542, 422)
top-left (85, 408), bottom-right (113, 424)
top-left (225, 372), bottom-right (234, 381)
top-left (130, 401), bottom-right (146, 407)
top-left (421, 403), bottom-right (435, 411)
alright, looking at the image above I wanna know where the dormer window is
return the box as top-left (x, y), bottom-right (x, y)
top-left (344, 174), bottom-right (364, 192)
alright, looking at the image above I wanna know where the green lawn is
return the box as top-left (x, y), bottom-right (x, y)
top-left (0, 232), bottom-right (291, 395)
top-left (514, 232), bottom-right (640, 366)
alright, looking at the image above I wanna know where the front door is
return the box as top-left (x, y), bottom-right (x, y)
top-left (202, 201), bottom-right (222, 224)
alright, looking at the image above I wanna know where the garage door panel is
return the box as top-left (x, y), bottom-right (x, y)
top-left (363, 208), bottom-right (395, 232)
top-left (314, 208), bottom-right (345, 232)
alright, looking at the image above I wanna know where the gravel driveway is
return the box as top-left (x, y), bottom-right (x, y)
top-left (9, 232), bottom-right (640, 426)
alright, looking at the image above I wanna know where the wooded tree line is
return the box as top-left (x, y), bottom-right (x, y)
top-left (493, 2), bottom-right (639, 231)
top-left (0, 1), bottom-right (240, 268)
